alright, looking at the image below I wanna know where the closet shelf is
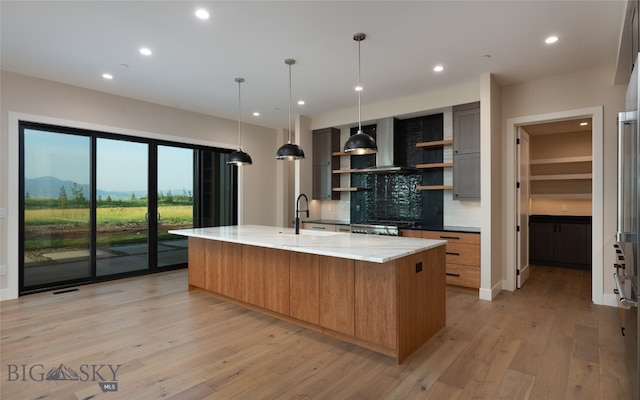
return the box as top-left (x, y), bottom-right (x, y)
top-left (529, 156), bottom-right (592, 165)
top-left (530, 173), bottom-right (592, 181)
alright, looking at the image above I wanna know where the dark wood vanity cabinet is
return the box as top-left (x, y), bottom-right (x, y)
top-left (529, 215), bottom-right (592, 269)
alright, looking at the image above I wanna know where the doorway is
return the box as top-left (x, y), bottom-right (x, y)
top-left (505, 106), bottom-right (604, 304)
top-left (517, 118), bottom-right (594, 288)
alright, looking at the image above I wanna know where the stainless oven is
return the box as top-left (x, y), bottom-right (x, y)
top-left (350, 221), bottom-right (420, 236)
top-left (350, 223), bottom-right (400, 236)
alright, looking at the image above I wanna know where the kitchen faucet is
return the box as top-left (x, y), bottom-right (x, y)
top-left (295, 193), bottom-right (309, 234)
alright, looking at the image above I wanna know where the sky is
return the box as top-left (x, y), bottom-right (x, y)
top-left (24, 129), bottom-right (193, 193)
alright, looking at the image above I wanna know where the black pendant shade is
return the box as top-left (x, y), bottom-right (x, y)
top-left (276, 58), bottom-right (305, 160)
top-left (344, 130), bottom-right (377, 155)
top-left (275, 142), bottom-right (305, 160)
top-left (227, 77), bottom-right (252, 166)
top-left (344, 32), bottom-right (377, 155)
top-left (227, 149), bottom-right (253, 166)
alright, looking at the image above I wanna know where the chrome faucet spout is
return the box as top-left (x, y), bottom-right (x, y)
top-left (295, 193), bottom-right (309, 234)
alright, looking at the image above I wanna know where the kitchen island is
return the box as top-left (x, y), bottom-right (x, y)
top-left (169, 225), bottom-right (446, 363)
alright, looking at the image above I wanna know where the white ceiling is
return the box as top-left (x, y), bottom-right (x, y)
top-left (0, 1), bottom-right (628, 130)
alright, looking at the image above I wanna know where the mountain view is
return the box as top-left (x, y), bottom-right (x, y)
top-left (26, 176), bottom-right (147, 200)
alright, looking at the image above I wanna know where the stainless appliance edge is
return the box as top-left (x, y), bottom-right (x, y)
top-left (616, 52), bottom-right (640, 400)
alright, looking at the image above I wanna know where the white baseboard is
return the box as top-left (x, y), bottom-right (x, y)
top-left (0, 288), bottom-right (16, 301)
top-left (479, 280), bottom-right (503, 301)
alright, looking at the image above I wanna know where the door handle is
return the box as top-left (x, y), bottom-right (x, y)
top-left (614, 272), bottom-right (638, 307)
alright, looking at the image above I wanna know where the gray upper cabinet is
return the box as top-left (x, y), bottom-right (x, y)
top-left (453, 102), bottom-right (480, 155)
top-left (453, 102), bottom-right (480, 199)
top-left (453, 153), bottom-right (480, 199)
top-left (312, 128), bottom-right (340, 200)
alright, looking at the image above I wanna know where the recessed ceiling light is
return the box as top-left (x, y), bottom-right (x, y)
top-left (253, 112), bottom-right (260, 117)
top-left (297, 100), bottom-right (305, 105)
top-left (355, 85), bottom-right (363, 92)
top-left (580, 122), bottom-right (589, 126)
top-left (545, 36), bottom-right (558, 44)
top-left (434, 65), bottom-right (444, 72)
top-left (102, 73), bottom-right (113, 80)
top-left (139, 47), bottom-right (152, 56)
top-left (195, 9), bottom-right (210, 19)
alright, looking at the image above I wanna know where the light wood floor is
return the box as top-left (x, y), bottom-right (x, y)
top-left (1, 265), bottom-right (631, 399)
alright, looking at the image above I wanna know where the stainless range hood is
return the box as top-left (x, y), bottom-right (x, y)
top-left (355, 117), bottom-right (417, 173)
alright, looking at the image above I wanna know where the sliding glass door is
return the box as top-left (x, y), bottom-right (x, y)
top-left (157, 145), bottom-right (194, 268)
top-left (96, 138), bottom-right (149, 276)
top-left (20, 122), bottom-right (235, 294)
top-left (22, 129), bottom-right (92, 288)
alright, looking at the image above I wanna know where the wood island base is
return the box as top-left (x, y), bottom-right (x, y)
top-left (186, 237), bottom-right (446, 364)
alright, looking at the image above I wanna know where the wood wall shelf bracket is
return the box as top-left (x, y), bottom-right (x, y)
top-left (416, 139), bottom-right (453, 148)
top-left (416, 162), bottom-right (453, 169)
top-left (332, 187), bottom-right (368, 192)
top-left (416, 185), bottom-right (454, 191)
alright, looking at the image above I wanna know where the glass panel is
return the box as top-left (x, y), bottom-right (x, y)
top-left (96, 138), bottom-right (148, 276)
top-left (23, 129), bottom-right (91, 287)
top-left (200, 150), bottom-right (237, 227)
top-left (157, 145), bottom-right (193, 267)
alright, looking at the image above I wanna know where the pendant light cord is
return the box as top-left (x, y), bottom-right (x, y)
top-left (358, 36), bottom-right (362, 132)
top-left (288, 61), bottom-right (293, 144)
top-left (236, 77), bottom-right (243, 150)
top-left (356, 34), bottom-right (363, 133)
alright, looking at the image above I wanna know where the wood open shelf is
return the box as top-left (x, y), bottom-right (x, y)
top-left (332, 187), bottom-right (368, 192)
top-left (529, 156), bottom-right (592, 165)
top-left (530, 193), bottom-right (592, 199)
top-left (416, 162), bottom-right (453, 169)
top-left (416, 185), bottom-right (453, 191)
top-left (416, 139), bottom-right (453, 148)
top-left (530, 173), bottom-right (592, 181)
top-left (332, 151), bottom-right (349, 156)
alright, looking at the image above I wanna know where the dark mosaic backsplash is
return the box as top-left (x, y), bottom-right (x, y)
top-left (349, 113), bottom-right (445, 228)
top-left (350, 173), bottom-right (423, 224)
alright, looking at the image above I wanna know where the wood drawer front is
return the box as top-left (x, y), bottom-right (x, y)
top-left (422, 230), bottom-right (480, 245)
top-left (302, 223), bottom-right (336, 231)
top-left (445, 242), bottom-right (480, 266)
top-left (445, 263), bottom-right (480, 288)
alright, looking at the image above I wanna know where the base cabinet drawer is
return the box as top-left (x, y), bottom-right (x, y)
top-left (422, 230), bottom-right (480, 289)
top-left (445, 242), bottom-right (480, 266)
top-left (301, 222), bottom-right (336, 231)
top-left (445, 263), bottom-right (480, 288)
top-left (422, 230), bottom-right (480, 245)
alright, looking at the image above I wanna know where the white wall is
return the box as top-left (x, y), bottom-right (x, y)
top-left (0, 71), bottom-right (279, 299)
top-left (501, 66), bottom-right (625, 303)
top-left (1, 64), bottom-right (627, 304)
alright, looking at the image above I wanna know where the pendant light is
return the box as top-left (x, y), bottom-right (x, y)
top-left (276, 58), bottom-right (305, 160)
top-left (227, 77), bottom-right (253, 166)
top-left (344, 32), bottom-right (378, 155)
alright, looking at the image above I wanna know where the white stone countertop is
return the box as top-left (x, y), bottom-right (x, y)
top-left (169, 225), bottom-right (446, 263)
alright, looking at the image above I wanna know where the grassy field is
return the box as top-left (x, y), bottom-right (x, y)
top-left (24, 205), bottom-right (193, 251)
top-left (25, 205), bottom-right (193, 225)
